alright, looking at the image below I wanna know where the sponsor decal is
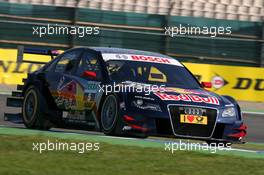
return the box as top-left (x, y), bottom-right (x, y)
top-left (184, 62), bottom-right (264, 102)
top-left (57, 80), bottom-right (77, 96)
top-left (55, 80), bottom-right (91, 110)
top-left (134, 95), bottom-right (155, 101)
top-left (131, 55), bottom-right (171, 64)
top-left (180, 114), bottom-right (208, 125)
top-left (0, 61), bottom-right (43, 84)
top-left (55, 80), bottom-right (77, 110)
top-left (211, 75), bottom-right (228, 90)
top-left (201, 75), bottom-right (264, 92)
top-left (55, 96), bottom-right (75, 110)
top-left (232, 78), bottom-right (264, 91)
top-left (84, 81), bottom-right (100, 93)
top-left (162, 87), bottom-right (208, 95)
top-left (154, 92), bottom-right (220, 105)
top-left (101, 53), bottom-right (183, 66)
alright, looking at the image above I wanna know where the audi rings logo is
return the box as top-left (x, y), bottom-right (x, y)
top-left (184, 107), bottom-right (203, 116)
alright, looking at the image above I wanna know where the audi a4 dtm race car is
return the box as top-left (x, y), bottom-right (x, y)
top-left (6, 47), bottom-right (247, 144)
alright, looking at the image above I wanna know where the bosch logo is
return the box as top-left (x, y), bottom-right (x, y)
top-left (184, 107), bottom-right (203, 116)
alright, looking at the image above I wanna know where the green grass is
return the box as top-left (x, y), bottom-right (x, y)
top-left (233, 142), bottom-right (264, 151)
top-left (1, 135), bottom-right (264, 175)
top-left (149, 136), bottom-right (264, 151)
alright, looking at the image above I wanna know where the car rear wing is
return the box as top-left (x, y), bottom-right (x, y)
top-left (16, 45), bottom-right (63, 64)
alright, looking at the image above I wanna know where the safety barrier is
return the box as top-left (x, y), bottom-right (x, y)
top-left (0, 2), bottom-right (263, 67)
top-left (184, 63), bottom-right (264, 102)
top-left (0, 48), bottom-right (263, 102)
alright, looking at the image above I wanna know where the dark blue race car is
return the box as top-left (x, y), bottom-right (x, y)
top-left (8, 47), bottom-right (247, 144)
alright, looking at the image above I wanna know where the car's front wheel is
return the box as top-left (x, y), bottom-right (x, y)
top-left (22, 86), bottom-right (52, 130)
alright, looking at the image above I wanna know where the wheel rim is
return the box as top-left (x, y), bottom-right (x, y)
top-left (23, 90), bottom-right (37, 123)
top-left (101, 95), bottom-right (117, 131)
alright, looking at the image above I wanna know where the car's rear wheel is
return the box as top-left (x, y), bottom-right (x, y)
top-left (22, 86), bottom-right (52, 130)
top-left (100, 94), bottom-right (120, 135)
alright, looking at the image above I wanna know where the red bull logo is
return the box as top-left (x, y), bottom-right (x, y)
top-left (154, 92), bottom-right (220, 105)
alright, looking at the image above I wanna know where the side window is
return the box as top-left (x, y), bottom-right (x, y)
top-left (76, 51), bottom-right (102, 80)
top-left (44, 59), bottom-right (59, 72)
top-left (54, 50), bottom-right (82, 74)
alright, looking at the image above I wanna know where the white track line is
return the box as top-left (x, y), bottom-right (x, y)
top-left (0, 125), bottom-right (263, 154)
top-left (230, 148), bottom-right (261, 153)
top-left (96, 134), bottom-right (264, 154)
top-left (0, 91), bottom-right (11, 95)
top-left (75, 133), bottom-right (262, 153)
top-left (242, 111), bottom-right (264, 115)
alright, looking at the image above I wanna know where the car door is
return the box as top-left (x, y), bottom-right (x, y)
top-left (72, 49), bottom-right (104, 113)
top-left (44, 48), bottom-right (83, 111)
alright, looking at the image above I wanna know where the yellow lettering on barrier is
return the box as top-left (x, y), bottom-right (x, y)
top-left (0, 72), bottom-right (27, 85)
top-left (184, 63), bottom-right (264, 102)
top-left (0, 48), bottom-right (51, 62)
top-left (0, 61), bottom-right (42, 73)
top-left (0, 48), bottom-right (17, 62)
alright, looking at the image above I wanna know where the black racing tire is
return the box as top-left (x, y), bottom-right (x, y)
top-left (100, 94), bottom-right (120, 135)
top-left (22, 86), bottom-right (52, 130)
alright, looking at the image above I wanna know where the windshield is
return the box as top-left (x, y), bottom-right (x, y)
top-left (106, 60), bottom-right (201, 89)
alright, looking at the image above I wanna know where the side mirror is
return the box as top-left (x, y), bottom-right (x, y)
top-left (201, 82), bottom-right (212, 88)
top-left (82, 70), bottom-right (97, 79)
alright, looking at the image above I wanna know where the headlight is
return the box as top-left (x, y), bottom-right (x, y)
top-left (222, 107), bottom-right (236, 117)
top-left (132, 99), bottom-right (162, 112)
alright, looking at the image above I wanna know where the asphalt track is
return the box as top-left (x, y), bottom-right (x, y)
top-left (0, 94), bottom-right (264, 143)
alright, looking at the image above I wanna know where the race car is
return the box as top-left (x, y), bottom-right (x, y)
top-left (6, 47), bottom-right (247, 144)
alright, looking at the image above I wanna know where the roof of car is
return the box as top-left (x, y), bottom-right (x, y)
top-left (88, 47), bottom-right (174, 59)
